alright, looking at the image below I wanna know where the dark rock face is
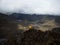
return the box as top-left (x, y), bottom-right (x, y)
top-left (20, 29), bottom-right (44, 45)
top-left (45, 28), bottom-right (60, 45)
top-left (20, 28), bottom-right (60, 45)
top-left (51, 27), bottom-right (60, 33)
top-left (0, 13), bottom-right (18, 45)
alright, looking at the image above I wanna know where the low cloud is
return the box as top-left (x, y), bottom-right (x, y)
top-left (0, 0), bottom-right (60, 15)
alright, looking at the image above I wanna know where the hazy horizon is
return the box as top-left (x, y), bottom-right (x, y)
top-left (0, 0), bottom-right (60, 15)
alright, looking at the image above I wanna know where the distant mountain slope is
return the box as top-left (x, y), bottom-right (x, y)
top-left (9, 13), bottom-right (60, 23)
top-left (0, 13), bottom-right (60, 24)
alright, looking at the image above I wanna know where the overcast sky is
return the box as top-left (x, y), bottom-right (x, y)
top-left (0, 0), bottom-right (60, 15)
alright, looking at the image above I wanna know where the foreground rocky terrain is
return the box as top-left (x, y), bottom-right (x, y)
top-left (0, 27), bottom-right (60, 45)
